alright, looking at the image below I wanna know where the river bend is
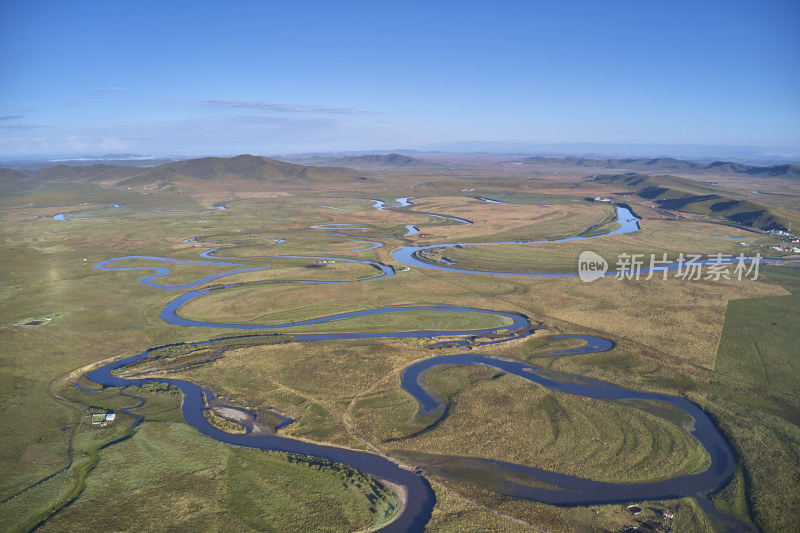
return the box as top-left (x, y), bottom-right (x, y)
top-left (85, 202), bottom-right (739, 531)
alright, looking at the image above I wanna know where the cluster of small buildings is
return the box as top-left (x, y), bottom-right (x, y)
top-left (625, 504), bottom-right (674, 520)
top-left (593, 196), bottom-right (613, 203)
top-left (90, 411), bottom-right (116, 427)
top-left (770, 244), bottom-right (800, 253)
top-left (767, 228), bottom-right (800, 252)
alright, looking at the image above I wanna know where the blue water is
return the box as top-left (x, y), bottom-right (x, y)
top-left (400, 353), bottom-right (735, 505)
top-left (423, 212), bottom-right (473, 225)
top-left (86, 347), bottom-right (434, 533)
top-left (392, 207), bottom-right (641, 276)
top-left (369, 197), bottom-right (413, 210)
top-left (546, 334), bottom-right (615, 356)
top-left (474, 196), bottom-right (506, 204)
top-left (404, 225), bottom-right (420, 236)
top-left (310, 223), bottom-right (368, 230)
top-left (87, 201), bottom-right (742, 530)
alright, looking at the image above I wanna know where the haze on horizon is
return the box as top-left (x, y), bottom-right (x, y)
top-left (1, 0), bottom-right (798, 160)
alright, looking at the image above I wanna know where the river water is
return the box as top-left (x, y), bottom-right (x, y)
top-left (86, 202), bottom-right (740, 531)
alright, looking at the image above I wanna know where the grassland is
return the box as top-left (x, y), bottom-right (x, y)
top-left (37, 423), bottom-right (398, 532)
top-left (356, 365), bottom-right (710, 484)
top-left (714, 265), bottom-right (800, 396)
top-left (401, 197), bottom-right (616, 243)
top-left (702, 266), bottom-right (800, 532)
top-left (420, 216), bottom-right (782, 274)
top-left (178, 283), bottom-right (514, 332)
top-left (1, 162), bottom-right (798, 532)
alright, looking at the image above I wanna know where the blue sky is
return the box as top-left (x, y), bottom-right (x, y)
top-left (1, 0), bottom-right (798, 158)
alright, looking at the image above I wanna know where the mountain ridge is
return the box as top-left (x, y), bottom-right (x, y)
top-left (514, 156), bottom-right (800, 179)
top-left (0, 154), bottom-right (374, 193)
top-left (593, 173), bottom-right (792, 230)
top-left (304, 153), bottom-right (439, 168)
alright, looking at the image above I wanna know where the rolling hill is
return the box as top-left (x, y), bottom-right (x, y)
top-left (32, 164), bottom-right (145, 183)
top-left (114, 154), bottom-right (370, 190)
top-left (0, 155), bottom-right (377, 194)
top-left (594, 173), bottom-right (793, 230)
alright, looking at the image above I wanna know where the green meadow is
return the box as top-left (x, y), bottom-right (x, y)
top-left (1, 164), bottom-right (798, 532)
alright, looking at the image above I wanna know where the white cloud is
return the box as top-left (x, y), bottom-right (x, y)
top-left (0, 112), bottom-right (405, 157)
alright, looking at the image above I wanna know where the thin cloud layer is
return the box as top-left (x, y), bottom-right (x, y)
top-left (203, 100), bottom-right (370, 115)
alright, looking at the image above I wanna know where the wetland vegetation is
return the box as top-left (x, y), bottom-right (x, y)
top-left (1, 154), bottom-right (798, 532)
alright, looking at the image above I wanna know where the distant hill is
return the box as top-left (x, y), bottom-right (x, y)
top-left (316, 153), bottom-right (439, 168)
top-left (32, 164), bottom-right (145, 183)
top-left (0, 167), bottom-right (33, 182)
top-left (115, 154), bottom-right (367, 189)
top-left (0, 154), bottom-right (376, 193)
top-left (0, 156), bottom-right (184, 172)
top-left (744, 163), bottom-right (800, 178)
top-left (594, 173), bottom-right (790, 230)
top-left (515, 156), bottom-right (800, 179)
top-left (0, 168), bottom-right (38, 194)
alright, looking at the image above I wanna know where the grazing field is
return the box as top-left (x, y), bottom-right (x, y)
top-left (36, 423), bottom-right (398, 532)
top-left (1, 161), bottom-right (798, 532)
top-left (714, 266), bottom-right (800, 396)
top-left (705, 266), bottom-right (800, 533)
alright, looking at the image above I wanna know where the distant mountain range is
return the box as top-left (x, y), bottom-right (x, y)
top-left (0, 154), bottom-right (185, 172)
top-left (514, 156), bottom-right (800, 179)
top-left (3, 153), bottom-right (799, 200)
top-left (0, 154), bottom-right (374, 194)
top-left (283, 153), bottom-right (439, 168)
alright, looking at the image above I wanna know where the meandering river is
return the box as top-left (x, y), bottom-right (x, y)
top-left (86, 201), bottom-right (739, 531)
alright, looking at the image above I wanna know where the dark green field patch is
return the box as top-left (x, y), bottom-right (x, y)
top-left (714, 265), bottom-right (800, 396)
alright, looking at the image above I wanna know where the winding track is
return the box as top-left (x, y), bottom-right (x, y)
top-left (85, 199), bottom-right (739, 531)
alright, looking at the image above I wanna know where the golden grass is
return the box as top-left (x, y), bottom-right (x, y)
top-left (371, 366), bottom-right (709, 484)
top-left (402, 196), bottom-right (613, 242)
